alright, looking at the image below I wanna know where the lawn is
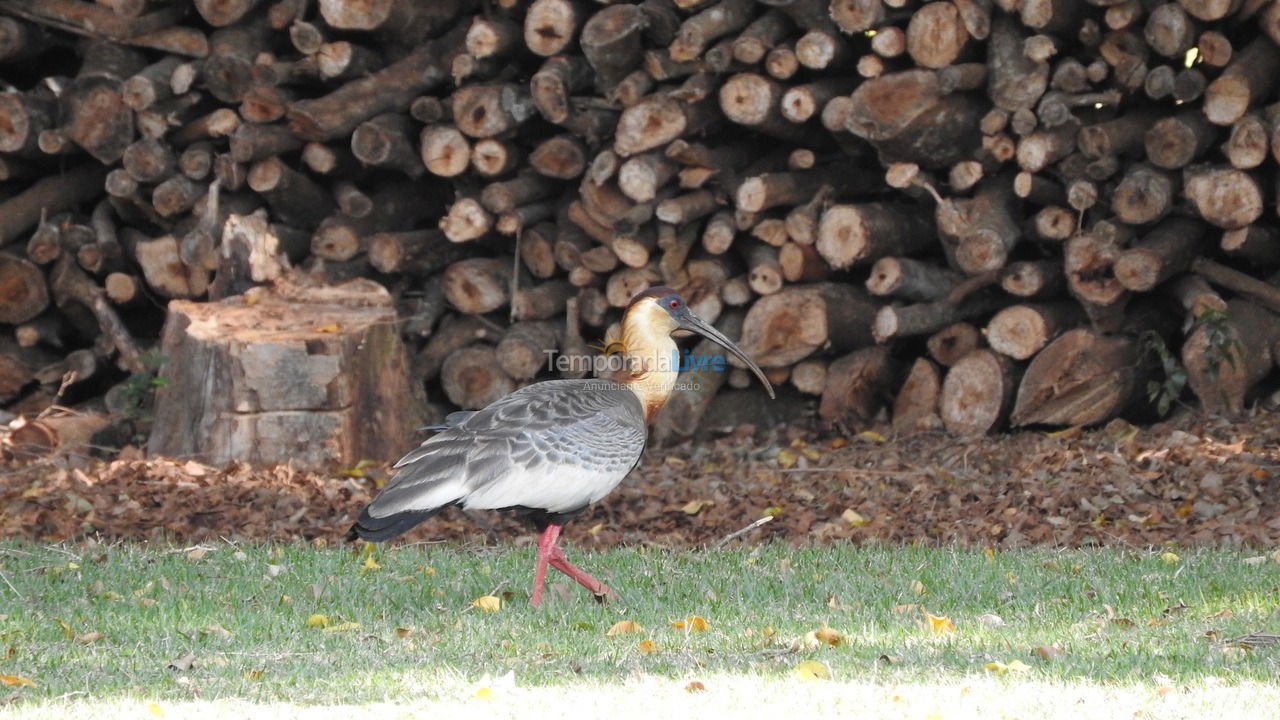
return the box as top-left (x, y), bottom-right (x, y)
top-left (1, 542), bottom-right (1278, 718)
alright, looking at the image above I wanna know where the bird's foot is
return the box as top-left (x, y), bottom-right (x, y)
top-left (592, 585), bottom-right (620, 604)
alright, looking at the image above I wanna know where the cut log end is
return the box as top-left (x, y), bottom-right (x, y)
top-left (940, 349), bottom-right (1017, 435)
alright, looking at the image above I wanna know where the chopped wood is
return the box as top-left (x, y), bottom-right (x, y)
top-left (6, 0), bottom-right (1280, 438)
top-left (866, 257), bottom-right (962, 302)
top-left (1183, 299), bottom-right (1280, 415)
top-left (1011, 328), bottom-right (1142, 427)
top-left (1111, 163), bottom-right (1175, 225)
top-left (873, 293), bottom-right (1002, 343)
top-left (986, 301), bottom-right (1082, 360)
top-left (819, 346), bottom-right (896, 427)
top-left (816, 202), bottom-right (934, 269)
top-left (1183, 165), bottom-right (1264, 230)
top-left (927, 322), bottom-right (982, 367)
top-left (940, 348), bottom-right (1020, 435)
top-left (1114, 216), bottom-right (1207, 292)
top-left (738, 283), bottom-right (876, 367)
top-left (892, 357), bottom-right (942, 433)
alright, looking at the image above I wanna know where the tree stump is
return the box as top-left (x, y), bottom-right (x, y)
top-left (147, 279), bottom-right (423, 469)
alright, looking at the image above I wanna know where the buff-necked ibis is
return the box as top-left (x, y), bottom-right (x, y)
top-left (347, 287), bottom-right (773, 605)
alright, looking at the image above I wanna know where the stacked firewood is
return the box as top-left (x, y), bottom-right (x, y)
top-left (1, 0), bottom-right (1280, 451)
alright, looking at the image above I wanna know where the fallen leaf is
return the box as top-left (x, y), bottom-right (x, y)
top-left (670, 616), bottom-right (709, 632)
top-left (474, 687), bottom-right (493, 700)
top-left (202, 624), bottom-right (232, 639)
top-left (813, 625), bottom-right (843, 646)
top-left (1160, 551), bottom-right (1180, 565)
top-left (856, 431), bottom-right (887, 443)
top-left (607, 620), bottom-right (644, 636)
top-left (168, 654), bottom-right (197, 671)
top-left (977, 613), bottom-right (1005, 627)
top-left (314, 323), bottom-right (340, 333)
top-left (639, 641), bottom-right (657, 653)
top-left (472, 596), bottom-right (502, 613)
top-left (244, 669), bottom-right (264, 681)
top-left (395, 627), bottom-right (414, 639)
top-left (776, 450), bottom-right (798, 468)
top-left (685, 680), bottom-right (707, 692)
top-left (338, 459), bottom-right (377, 478)
top-left (146, 703), bottom-right (163, 716)
top-left (878, 654), bottom-right (901, 664)
top-left (1044, 426), bottom-right (1081, 439)
top-left (186, 548), bottom-right (207, 561)
top-left (0, 676), bottom-right (35, 688)
top-left (681, 500), bottom-right (713, 515)
top-left (75, 631), bottom-right (104, 645)
top-left (1033, 645), bottom-right (1063, 661)
top-left (913, 580), bottom-right (926, 596)
top-left (923, 610), bottom-right (954, 634)
top-left (305, 614), bottom-right (330, 628)
top-left (362, 556), bottom-right (381, 572)
top-left (323, 622), bottom-right (360, 633)
top-left (52, 618), bottom-right (74, 640)
top-left (983, 660), bottom-right (1030, 675)
top-left (841, 509), bottom-right (868, 527)
top-left (794, 660), bottom-right (831, 681)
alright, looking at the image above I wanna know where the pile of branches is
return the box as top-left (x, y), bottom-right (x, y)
top-left (1, 0), bottom-right (1280, 453)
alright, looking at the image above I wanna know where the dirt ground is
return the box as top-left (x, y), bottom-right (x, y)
top-left (2, 408), bottom-right (1278, 549)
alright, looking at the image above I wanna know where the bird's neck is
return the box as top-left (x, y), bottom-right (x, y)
top-left (616, 307), bottom-right (679, 423)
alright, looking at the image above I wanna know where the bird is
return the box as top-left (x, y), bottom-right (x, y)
top-left (346, 286), bottom-right (774, 605)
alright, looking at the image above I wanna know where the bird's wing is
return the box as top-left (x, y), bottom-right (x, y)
top-left (365, 380), bottom-right (647, 518)
top-left (418, 410), bottom-right (476, 432)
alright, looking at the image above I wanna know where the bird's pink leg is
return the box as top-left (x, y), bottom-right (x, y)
top-left (529, 524), bottom-right (618, 604)
top-left (529, 524), bottom-right (560, 606)
top-left (548, 541), bottom-right (617, 601)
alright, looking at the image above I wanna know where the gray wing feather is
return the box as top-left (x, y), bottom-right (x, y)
top-left (367, 380), bottom-right (646, 517)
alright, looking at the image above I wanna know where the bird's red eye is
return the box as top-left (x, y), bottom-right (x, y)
top-left (669, 299), bottom-right (680, 309)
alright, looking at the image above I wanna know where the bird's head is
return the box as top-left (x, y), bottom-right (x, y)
top-left (626, 287), bottom-right (775, 399)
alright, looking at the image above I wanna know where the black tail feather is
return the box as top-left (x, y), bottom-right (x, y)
top-left (345, 504), bottom-right (452, 543)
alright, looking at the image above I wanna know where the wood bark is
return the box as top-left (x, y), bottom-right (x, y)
top-left (737, 283), bottom-right (877, 367)
top-left (892, 357), bottom-right (942, 433)
top-left (148, 281), bottom-right (422, 469)
top-left (819, 346), bottom-right (896, 427)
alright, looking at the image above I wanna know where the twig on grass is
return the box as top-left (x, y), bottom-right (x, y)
top-left (711, 516), bottom-right (774, 550)
top-left (0, 569), bottom-right (21, 598)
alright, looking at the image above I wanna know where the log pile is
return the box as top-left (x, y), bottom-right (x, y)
top-left (3, 0), bottom-right (1280, 456)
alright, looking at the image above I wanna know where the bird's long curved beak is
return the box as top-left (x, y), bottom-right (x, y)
top-left (679, 312), bottom-right (775, 399)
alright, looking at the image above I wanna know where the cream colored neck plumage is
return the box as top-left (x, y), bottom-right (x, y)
top-left (617, 300), bottom-right (679, 421)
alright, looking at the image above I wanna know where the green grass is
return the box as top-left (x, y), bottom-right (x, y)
top-left (1, 542), bottom-right (1278, 717)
